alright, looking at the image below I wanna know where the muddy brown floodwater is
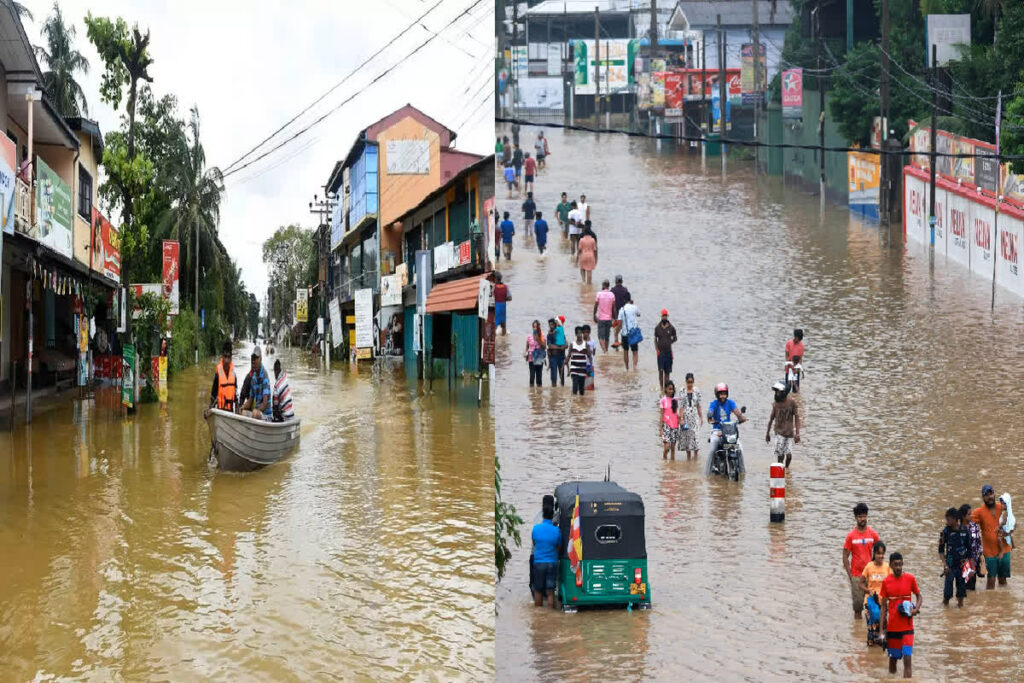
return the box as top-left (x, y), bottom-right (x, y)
top-left (0, 346), bottom-right (493, 680)
top-left (495, 126), bottom-right (1024, 681)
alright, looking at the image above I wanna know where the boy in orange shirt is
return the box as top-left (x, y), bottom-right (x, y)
top-left (859, 541), bottom-right (890, 647)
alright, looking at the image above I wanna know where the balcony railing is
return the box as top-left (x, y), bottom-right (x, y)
top-left (14, 177), bottom-right (32, 236)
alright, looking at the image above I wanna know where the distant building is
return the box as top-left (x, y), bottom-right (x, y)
top-left (323, 104), bottom-right (484, 359)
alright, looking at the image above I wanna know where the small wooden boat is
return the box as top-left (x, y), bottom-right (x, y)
top-left (205, 408), bottom-right (301, 471)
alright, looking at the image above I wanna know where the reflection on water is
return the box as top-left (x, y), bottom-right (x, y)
top-left (495, 126), bottom-right (1024, 681)
top-left (0, 347), bottom-right (493, 679)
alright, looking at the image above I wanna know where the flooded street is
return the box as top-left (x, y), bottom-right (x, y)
top-left (0, 347), bottom-right (493, 680)
top-left (495, 126), bottom-right (1024, 681)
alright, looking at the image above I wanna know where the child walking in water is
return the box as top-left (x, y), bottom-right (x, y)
top-left (859, 541), bottom-right (890, 647)
top-left (659, 381), bottom-right (681, 460)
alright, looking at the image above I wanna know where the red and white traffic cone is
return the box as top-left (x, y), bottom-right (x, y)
top-left (770, 463), bottom-right (786, 523)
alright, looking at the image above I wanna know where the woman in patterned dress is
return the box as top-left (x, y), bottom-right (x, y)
top-left (679, 372), bottom-right (704, 460)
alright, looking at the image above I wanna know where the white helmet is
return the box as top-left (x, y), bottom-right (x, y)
top-left (772, 381), bottom-right (787, 392)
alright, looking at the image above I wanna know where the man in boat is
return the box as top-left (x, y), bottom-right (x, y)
top-left (241, 345), bottom-right (273, 420)
top-left (208, 340), bottom-right (237, 412)
top-left (272, 359), bottom-right (294, 422)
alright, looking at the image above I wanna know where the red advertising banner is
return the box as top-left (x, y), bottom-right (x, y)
top-left (458, 240), bottom-right (471, 265)
top-left (782, 68), bottom-right (803, 118)
top-left (162, 240), bottom-right (180, 315)
top-left (664, 71), bottom-right (683, 118)
top-left (91, 208), bottom-right (121, 282)
top-left (679, 68), bottom-right (741, 98)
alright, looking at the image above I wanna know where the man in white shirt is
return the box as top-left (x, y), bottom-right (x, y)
top-left (578, 194), bottom-right (590, 221)
top-left (567, 200), bottom-right (583, 260)
top-left (617, 298), bottom-right (641, 371)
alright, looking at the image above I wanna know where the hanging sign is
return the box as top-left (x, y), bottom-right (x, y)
top-left (162, 240), bottom-right (180, 315)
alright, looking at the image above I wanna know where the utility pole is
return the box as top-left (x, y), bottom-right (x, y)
top-left (649, 0), bottom-right (658, 51)
top-left (605, 39), bottom-right (610, 128)
top-left (717, 14), bottom-right (725, 136)
top-left (702, 36), bottom-right (707, 162)
top-left (594, 6), bottom-right (600, 128)
top-left (563, 1), bottom-right (569, 124)
top-left (752, 0), bottom-right (760, 172)
top-left (512, 1), bottom-right (519, 120)
top-left (992, 90), bottom-right (1002, 311)
top-left (879, 0), bottom-right (890, 224)
top-left (815, 5), bottom-right (825, 209)
top-left (929, 43), bottom-right (937, 246)
top-left (719, 17), bottom-right (727, 173)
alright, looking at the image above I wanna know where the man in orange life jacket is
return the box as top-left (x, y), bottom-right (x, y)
top-left (208, 340), bottom-right (237, 412)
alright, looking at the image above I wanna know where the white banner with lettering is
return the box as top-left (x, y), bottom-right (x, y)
top-left (354, 288), bottom-right (374, 350)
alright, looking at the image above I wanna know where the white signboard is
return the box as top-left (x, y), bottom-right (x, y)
top-left (970, 200), bottom-right (995, 277)
top-left (574, 39), bottom-right (631, 95)
top-left (380, 273), bottom-right (402, 306)
top-left (947, 191), bottom-right (971, 269)
top-left (412, 312), bottom-right (422, 352)
top-left (434, 243), bottom-right (449, 275)
top-left (516, 77), bottom-right (564, 110)
top-left (927, 15), bottom-right (971, 67)
top-left (317, 317), bottom-right (324, 334)
top-left (386, 140), bottom-right (430, 175)
top-left (997, 213), bottom-right (1024, 297)
top-left (329, 297), bottom-right (343, 348)
top-left (477, 278), bottom-right (491, 320)
top-left (904, 174), bottom-right (927, 246)
top-left (932, 187), bottom-right (948, 257)
top-left (354, 288), bottom-right (374, 350)
top-left (547, 43), bottom-right (563, 76)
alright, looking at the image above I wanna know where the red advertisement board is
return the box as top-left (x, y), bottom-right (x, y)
top-left (91, 208), bottom-right (120, 282)
top-left (162, 240), bottom-right (179, 315)
top-left (664, 72), bottom-right (683, 117)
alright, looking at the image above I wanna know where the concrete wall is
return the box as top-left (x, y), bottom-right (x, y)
top-left (376, 115), bottom-right (442, 227)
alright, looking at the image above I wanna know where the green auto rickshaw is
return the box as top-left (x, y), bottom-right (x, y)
top-left (554, 480), bottom-right (652, 612)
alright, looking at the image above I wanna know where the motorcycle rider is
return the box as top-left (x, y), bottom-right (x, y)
top-left (703, 382), bottom-right (747, 476)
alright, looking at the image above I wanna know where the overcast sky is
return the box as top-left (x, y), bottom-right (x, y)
top-left (23, 0), bottom-right (494, 300)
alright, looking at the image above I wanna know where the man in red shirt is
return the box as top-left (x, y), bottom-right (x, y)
top-left (493, 272), bottom-right (509, 336)
top-left (880, 552), bottom-right (921, 678)
top-left (523, 153), bottom-right (537, 193)
top-left (785, 328), bottom-right (804, 365)
top-left (843, 502), bottom-right (880, 620)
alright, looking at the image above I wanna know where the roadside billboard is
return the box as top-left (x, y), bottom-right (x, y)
top-left (740, 43), bottom-right (766, 104)
top-left (782, 68), bottom-right (802, 119)
top-left (664, 72), bottom-right (683, 118)
top-left (161, 240), bottom-right (179, 315)
top-left (573, 39), bottom-right (633, 95)
top-left (848, 151), bottom-right (880, 221)
top-left (35, 156), bottom-right (73, 258)
top-left (0, 134), bottom-right (14, 236)
top-left (92, 208), bottom-right (120, 282)
top-left (354, 287), bottom-right (373, 357)
top-left (296, 287), bottom-right (308, 322)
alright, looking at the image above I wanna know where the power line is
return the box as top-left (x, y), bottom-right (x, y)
top-left (222, 0), bottom-right (487, 180)
top-left (496, 116), bottom-right (1024, 160)
top-left (221, 0), bottom-right (452, 174)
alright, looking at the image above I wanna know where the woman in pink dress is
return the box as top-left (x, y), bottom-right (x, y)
top-left (577, 225), bottom-right (597, 284)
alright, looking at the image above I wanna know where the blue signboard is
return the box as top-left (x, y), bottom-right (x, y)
top-left (201, 308), bottom-right (205, 329)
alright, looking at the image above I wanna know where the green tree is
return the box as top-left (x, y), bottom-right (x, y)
top-left (495, 456), bottom-right (522, 582)
top-left (35, 2), bottom-right (89, 117)
top-left (262, 224), bottom-right (316, 333)
top-left (85, 14), bottom-right (153, 233)
top-left (154, 106), bottom-right (224, 324)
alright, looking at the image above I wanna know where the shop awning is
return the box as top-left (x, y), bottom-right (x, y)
top-left (424, 274), bottom-right (486, 314)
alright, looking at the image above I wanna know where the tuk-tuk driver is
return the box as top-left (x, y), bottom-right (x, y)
top-left (531, 495), bottom-right (561, 608)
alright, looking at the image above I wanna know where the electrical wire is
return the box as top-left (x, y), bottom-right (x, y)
top-left (221, 0), bottom-right (487, 180)
top-left (221, 0), bottom-right (452, 174)
top-left (495, 116), bottom-right (1023, 160)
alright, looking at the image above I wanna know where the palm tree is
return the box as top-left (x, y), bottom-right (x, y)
top-left (15, 3), bottom-right (33, 21)
top-left (155, 106), bottom-right (225, 323)
top-left (34, 3), bottom-right (89, 117)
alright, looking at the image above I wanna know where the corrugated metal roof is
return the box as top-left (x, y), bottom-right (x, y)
top-left (425, 274), bottom-right (486, 314)
top-left (676, 1), bottom-right (794, 27)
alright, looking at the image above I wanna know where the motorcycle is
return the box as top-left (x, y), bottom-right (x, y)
top-left (708, 406), bottom-right (747, 481)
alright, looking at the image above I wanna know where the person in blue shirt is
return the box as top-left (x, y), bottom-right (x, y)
top-left (704, 382), bottom-right (746, 475)
top-left (500, 211), bottom-right (515, 260)
top-left (531, 495), bottom-right (562, 608)
top-left (242, 345), bottom-right (273, 420)
top-left (533, 211), bottom-right (549, 254)
top-left (547, 317), bottom-right (566, 386)
top-left (503, 163), bottom-right (516, 198)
